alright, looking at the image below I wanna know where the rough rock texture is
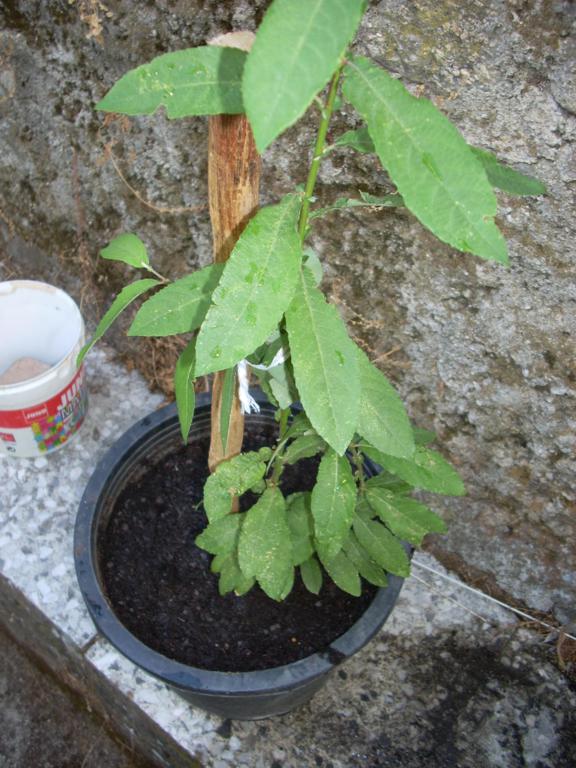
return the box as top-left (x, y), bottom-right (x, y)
top-left (0, 0), bottom-right (575, 621)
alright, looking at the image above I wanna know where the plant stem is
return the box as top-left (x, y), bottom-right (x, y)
top-left (269, 64), bottom-right (343, 487)
top-left (144, 264), bottom-right (170, 283)
top-left (351, 446), bottom-right (366, 494)
top-left (278, 407), bottom-right (290, 439)
top-left (297, 63), bottom-right (344, 242)
top-left (269, 408), bottom-right (291, 485)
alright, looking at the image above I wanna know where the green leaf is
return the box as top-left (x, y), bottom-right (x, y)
top-left (303, 246), bottom-right (323, 285)
top-left (353, 513), bottom-right (410, 577)
top-left (359, 190), bottom-right (404, 206)
top-left (318, 550), bottom-right (361, 596)
top-left (174, 338), bottom-right (196, 443)
top-left (366, 487), bottom-right (446, 546)
top-left (100, 233), bottom-right (150, 269)
top-left (283, 412), bottom-right (314, 441)
top-left (300, 556), bottom-right (323, 594)
top-left (471, 147), bottom-right (547, 197)
top-left (195, 513), bottom-right (244, 555)
top-left (343, 532), bottom-right (388, 587)
top-left (77, 279), bottom-right (159, 366)
top-left (128, 265), bottom-right (223, 337)
top-left (195, 195), bottom-right (302, 375)
top-left (268, 360), bottom-right (299, 410)
top-left (254, 371), bottom-right (279, 408)
top-left (203, 452), bottom-right (267, 522)
top-left (334, 125), bottom-right (375, 153)
top-left (217, 553), bottom-right (255, 596)
top-left (311, 449), bottom-right (357, 560)
top-left (343, 57), bottom-right (508, 264)
top-left (286, 492), bottom-right (314, 565)
top-left (413, 427), bottom-right (436, 446)
top-left (247, 331), bottom-right (284, 367)
top-left (238, 488), bottom-right (294, 601)
top-left (285, 269), bottom-right (360, 454)
top-left (364, 445), bottom-right (466, 496)
top-left (364, 473), bottom-right (412, 495)
top-left (97, 46), bottom-right (246, 117)
top-left (283, 434), bottom-right (327, 465)
top-left (356, 345), bottom-right (414, 459)
top-left (243, 0), bottom-right (365, 152)
top-left (309, 193), bottom-right (403, 221)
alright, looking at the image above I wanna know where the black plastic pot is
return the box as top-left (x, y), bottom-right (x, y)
top-left (74, 391), bottom-right (407, 720)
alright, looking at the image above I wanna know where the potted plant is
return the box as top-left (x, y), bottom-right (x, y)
top-left (74, 0), bottom-right (545, 720)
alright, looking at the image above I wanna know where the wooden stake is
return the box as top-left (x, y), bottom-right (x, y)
top-left (207, 31), bottom-right (261, 473)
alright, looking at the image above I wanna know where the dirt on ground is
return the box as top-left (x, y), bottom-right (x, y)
top-left (0, 624), bottom-right (155, 768)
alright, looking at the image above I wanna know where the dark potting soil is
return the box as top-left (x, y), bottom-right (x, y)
top-left (100, 425), bottom-right (376, 672)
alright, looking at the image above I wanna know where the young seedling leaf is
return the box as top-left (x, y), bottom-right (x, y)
top-left (300, 555), bottom-right (323, 594)
top-left (283, 434), bottom-right (327, 465)
top-left (364, 445), bottom-right (466, 496)
top-left (303, 246), bottom-right (323, 285)
top-left (268, 360), bottom-right (299, 410)
top-left (356, 345), bottom-right (414, 459)
top-left (238, 487), bottom-right (294, 601)
top-left (100, 233), bottom-right (150, 269)
top-left (318, 549), bottom-right (362, 597)
top-left (353, 512), bottom-right (410, 577)
top-left (310, 193), bottom-right (403, 221)
top-left (203, 452), bottom-right (267, 522)
top-left (343, 532), bottom-right (388, 587)
top-left (174, 338), bottom-right (196, 443)
top-left (243, 0), bottom-right (365, 151)
top-left (195, 195), bottom-right (302, 375)
top-left (310, 192), bottom-right (403, 221)
top-left (334, 125), bottom-right (375, 153)
top-left (286, 269), bottom-right (359, 454)
top-left (471, 147), bottom-right (547, 197)
top-left (96, 46), bottom-right (246, 117)
top-left (195, 513), bottom-right (244, 555)
top-left (286, 492), bottom-right (314, 566)
top-left (359, 190), bottom-right (404, 206)
top-left (366, 487), bottom-right (446, 546)
top-left (77, 279), bottom-right (160, 366)
top-left (343, 57), bottom-right (508, 264)
top-left (311, 449), bottom-right (357, 560)
top-left (128, 264), bottom-right (223, 337)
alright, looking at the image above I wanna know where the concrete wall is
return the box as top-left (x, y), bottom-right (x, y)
top-left (1, 0), bottom-right (574, 621)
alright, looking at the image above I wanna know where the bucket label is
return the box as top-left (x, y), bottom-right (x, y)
top-left (0, 366), bottom-right (88, 456)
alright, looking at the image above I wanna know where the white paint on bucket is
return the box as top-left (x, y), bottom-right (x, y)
top-left (0, 281), bottom-right (88, 458)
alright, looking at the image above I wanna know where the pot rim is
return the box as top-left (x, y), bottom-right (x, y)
top-left (74, 391), bottom-right (406, 697)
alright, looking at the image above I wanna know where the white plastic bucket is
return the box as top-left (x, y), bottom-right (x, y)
top-left (0, 280), bottom-right (88, 458)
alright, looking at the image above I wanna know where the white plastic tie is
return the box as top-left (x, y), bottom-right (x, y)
top-left (237, 359), bottom-right (260, 415)
top-left (236, 348), bottom-right (289, 415)
top-left (248, 347), bottom-right (288, 371)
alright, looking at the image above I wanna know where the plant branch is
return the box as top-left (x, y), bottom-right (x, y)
top-left (298, 63), bottom-right (344, 242)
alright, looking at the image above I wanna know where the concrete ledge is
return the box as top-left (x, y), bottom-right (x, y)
top-left (1, 348), bottom-right (574, 767)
